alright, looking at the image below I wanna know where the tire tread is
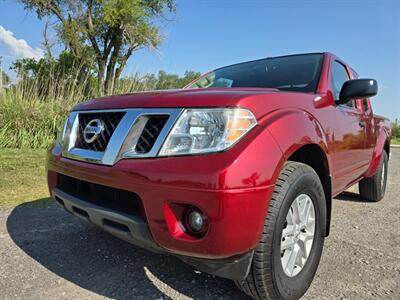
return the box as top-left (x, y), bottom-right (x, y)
top-left (359, 151), bottom-right (388, 202)
top-left (236, 161), bottom-right (319, 300)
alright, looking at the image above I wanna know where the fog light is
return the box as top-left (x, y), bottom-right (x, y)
top-left (187, 209), bottom-right (205, 233)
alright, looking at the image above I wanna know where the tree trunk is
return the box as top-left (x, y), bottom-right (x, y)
top-left (104, 40), bottom-right (122, 94)
top-left (114, 47), bottom-right (134, 83)
top-left (97, 60), bottom-right (105, 96)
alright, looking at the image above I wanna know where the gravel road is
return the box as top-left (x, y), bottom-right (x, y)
top-left (1, 149), bottom-right (399, 300)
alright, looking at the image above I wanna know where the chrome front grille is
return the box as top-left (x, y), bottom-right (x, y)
top-left (61, 108), bottom-right (182, 165)
top-left (135, 116), bottom-right (169, 153)
top-left (75, 112), bottom-right (125, 152)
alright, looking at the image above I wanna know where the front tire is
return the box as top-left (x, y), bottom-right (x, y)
top-left (359, 151), bottom-right (388, 202)
top-left (236, 162), bottom-right (327, 300)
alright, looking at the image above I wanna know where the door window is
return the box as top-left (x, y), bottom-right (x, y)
top-left (331, 61), bottom-right (354, 107)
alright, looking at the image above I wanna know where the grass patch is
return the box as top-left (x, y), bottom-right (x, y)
top-left (392, 138), bottom-right (400, 145)
top-left (0, 92), bottom-right (74, 149)
top-left (0, 148), bottom-right (50, 208)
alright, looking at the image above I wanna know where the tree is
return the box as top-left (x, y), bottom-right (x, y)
top-left (392, 119), bottom-right (400, 139)
top-left (0, 56), bottom-right (10, 91)
top-left (13, 50), bottom-right (95, 79)
top-left (1, 70), bottom-right (10, 87)
top-left (115, 70), bottom-right (201, 91)
top-left (19, 0), bottom-right (176, 94)
top-left (12, 50), bottom-right (97, 99)
top-left (155, 70), bottom-right (201, 89)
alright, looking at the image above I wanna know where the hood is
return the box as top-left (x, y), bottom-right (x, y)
top-left (73, 88), bottom-right (315, 120)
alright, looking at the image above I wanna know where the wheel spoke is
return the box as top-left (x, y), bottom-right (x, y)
top-left (280, 193), bottom-right (316, 277)
top-left (282, 225), bottom-right (295, 238)
top-left (301, 199), bottom-right (311, 225)
top-left (306, 217), bottom-right (315, 229)
top-left (291, 198), bottom-right (302, 223)
top-left (298, 232), bottom-right (313, 258)
top-left (286, 209), bottom-right (295, 225)
top-left (281, 236), bottom-right (295, 251)
top-left (285, 244), bottom-right (300, 276)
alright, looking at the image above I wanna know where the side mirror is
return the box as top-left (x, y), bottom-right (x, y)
top-left (338, 79), bottom-right (378, 104)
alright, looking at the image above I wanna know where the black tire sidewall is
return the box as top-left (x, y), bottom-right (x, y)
top-left (272, 171), bottom-right (326, 300)
top-left (379, 152), bottom-right (388, 199)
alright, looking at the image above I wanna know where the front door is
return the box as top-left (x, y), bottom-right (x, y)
top-left (330, 60), bottom-right (367, 193)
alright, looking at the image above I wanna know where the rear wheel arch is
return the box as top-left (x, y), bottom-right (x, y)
top-left (365, 130), bottom-right (391, 177)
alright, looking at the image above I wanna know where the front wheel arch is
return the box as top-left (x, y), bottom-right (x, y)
top-left (236, 161), bottom-right (327, 300)
top-left (285, 144), bottom-right (332, 236)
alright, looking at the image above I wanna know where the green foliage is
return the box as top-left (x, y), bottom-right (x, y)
top-left (19, 0), bottom-right (176, 94)
top-left (0, 91), bottom-right (72, 149)
top-left (12, 50), bottom-right (97, 99)
top-left (0, 148), bottom-right (50, 208)
top-left (13, 50), bottom-right (95, 77)
top-left (392, 119), bottom-right (400, 139)
top-left (0, 68), bottom-right (200, 149)
top-left (118, 70), bottom-right (201, 91)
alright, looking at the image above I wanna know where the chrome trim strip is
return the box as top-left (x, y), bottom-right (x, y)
top-left (66, 148), bottom-right (104, 163)
top-left (102, 110), bottom-right (142, 165)
top-left (121, 109), bottom-right (182, 159)
top-left (62, 108), bottom-right (183, 166)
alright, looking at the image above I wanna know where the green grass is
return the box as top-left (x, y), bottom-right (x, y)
top-left (0, 148), bottom-right (50, 208)
top-left (0, 91), bottom-right (74, 149)
top-left (392, 138), bottom-right (400, 145)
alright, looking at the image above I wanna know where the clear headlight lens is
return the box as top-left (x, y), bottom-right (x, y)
top-left (159, 108), bottom-right (257, 156)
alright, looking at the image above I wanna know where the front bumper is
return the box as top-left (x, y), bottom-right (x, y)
top-left (46, 126), bottom-right (281, 279)
top-left (52, 186), bottom-right (254, 280)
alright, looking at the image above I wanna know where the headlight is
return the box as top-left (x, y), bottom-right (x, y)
top-left (159, 108), bottom-right (257, 156)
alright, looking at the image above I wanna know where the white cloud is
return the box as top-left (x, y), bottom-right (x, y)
top-left (0, 25), bottom-right (44, 60)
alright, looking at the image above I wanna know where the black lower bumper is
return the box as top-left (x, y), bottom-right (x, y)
top-left (52, 188), bottom-right (162, 253)
top-left (179, 251), bottom-right (253, 280)
top-left (52, 188), bottom-right (253, 280)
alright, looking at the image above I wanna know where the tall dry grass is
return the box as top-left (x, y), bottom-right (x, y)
top-left (0, 81), bottom-right (80, 149)
top-left (0, 71), bottom-right (151, 149)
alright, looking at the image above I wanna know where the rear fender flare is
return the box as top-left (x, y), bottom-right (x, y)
top-left (364, 127), bottom-right (390, 177)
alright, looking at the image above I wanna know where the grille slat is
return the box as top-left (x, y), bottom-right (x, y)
top-left (75, 112), bottom-right (125, 152)
top-left (135, 116), bottom-right (169, 154)
top-left (58, 175), bottom-right (143, 218)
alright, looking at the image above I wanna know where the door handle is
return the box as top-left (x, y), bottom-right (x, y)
top-left (359, 121), bottom-right (366, 128)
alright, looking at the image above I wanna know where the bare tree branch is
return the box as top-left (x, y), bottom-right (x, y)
top-left (42, 19), bottom-right (55, 58)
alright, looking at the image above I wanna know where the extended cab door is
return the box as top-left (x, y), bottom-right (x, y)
top-left (357, 98), bottom-right (376, 163)
top-left (330, 61), bottom-right (369, 192)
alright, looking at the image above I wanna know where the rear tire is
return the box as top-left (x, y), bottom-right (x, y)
top-left (236, 161), bottom-right (326, 300)
top-left (359, 151), bottom-right (388, 202)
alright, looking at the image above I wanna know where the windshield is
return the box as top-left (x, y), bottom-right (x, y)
top-left (186, 54), bottom-right (323, 93)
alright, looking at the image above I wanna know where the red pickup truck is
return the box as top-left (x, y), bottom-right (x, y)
top-left (47, 52), bottom-right (391, 300)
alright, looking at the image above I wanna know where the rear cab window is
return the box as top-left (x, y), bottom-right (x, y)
top-left (350, 68), bottom-right (371, 114)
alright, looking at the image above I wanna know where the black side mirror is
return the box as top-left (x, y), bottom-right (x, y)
top-left (338, 79), bottom-right (378, 104)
